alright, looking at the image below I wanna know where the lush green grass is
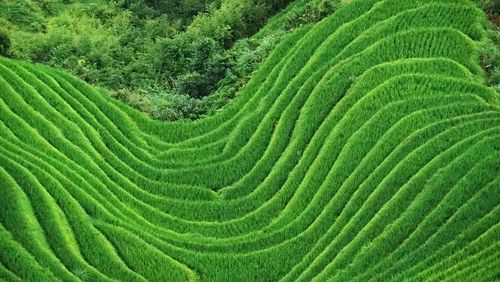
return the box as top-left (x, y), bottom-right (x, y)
top-left (0, 0), bottom-right (499, 281)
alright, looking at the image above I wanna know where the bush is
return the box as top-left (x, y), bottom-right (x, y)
top-left (477, 0), bottom-right (500, 16)
top-left (0, 30), bottom-right (11, 56)
top-left (477, 1), bottom-right (500, 91)
top-left (147, 87), bottom-right (208, 120)
top-left (284, 0), bottom-right (341, 30)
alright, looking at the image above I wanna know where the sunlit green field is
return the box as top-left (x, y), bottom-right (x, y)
top-left (0, 0), bottom-right (499, 281)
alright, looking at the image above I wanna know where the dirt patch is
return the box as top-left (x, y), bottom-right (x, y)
top-left (486, 12), bottom-right (500, 27)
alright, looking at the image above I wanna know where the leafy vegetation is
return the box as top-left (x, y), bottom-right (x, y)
top-left (0, 0), bottom-right (499, 281)
top-left (0, 0), bottom-right (299, 119)
top-left (0, 29), bottom-right (10, 56)
top-left (476, 0), bottom-right (500, 92)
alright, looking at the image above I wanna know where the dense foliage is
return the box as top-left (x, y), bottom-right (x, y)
top-left (0, 0), bottom-right (298, 119)
top-left (0, 30), bottom-right (10, 56)
top-left (477, 0), bottom-right (500, 92)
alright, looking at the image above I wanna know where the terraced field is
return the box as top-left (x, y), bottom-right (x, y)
top-left (1, 0), bottom-right (499, 281)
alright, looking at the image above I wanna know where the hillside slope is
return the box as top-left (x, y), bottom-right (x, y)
top-left (0, 0), bottom-right (499, 281)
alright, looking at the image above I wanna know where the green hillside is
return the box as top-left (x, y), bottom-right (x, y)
top-left (0, 0), bottom-right (499, 281)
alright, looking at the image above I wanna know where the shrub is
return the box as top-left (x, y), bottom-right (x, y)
top-left (147, 87), bottom-right (207, 120)
top-left (284, 0), bottom-right (341, 30)
top-left (477, 2), bottom-right (500, 91)
top-left (476, 0), bottom-right (500, 16)
top-left (0, 30), bottom-right (11, 56)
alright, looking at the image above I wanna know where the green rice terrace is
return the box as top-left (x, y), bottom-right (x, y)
top-left (0, 0), bottom-right (499, 281)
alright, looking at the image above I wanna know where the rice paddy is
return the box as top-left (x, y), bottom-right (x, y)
top-left (0, 0), bottom-right (499, 281)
